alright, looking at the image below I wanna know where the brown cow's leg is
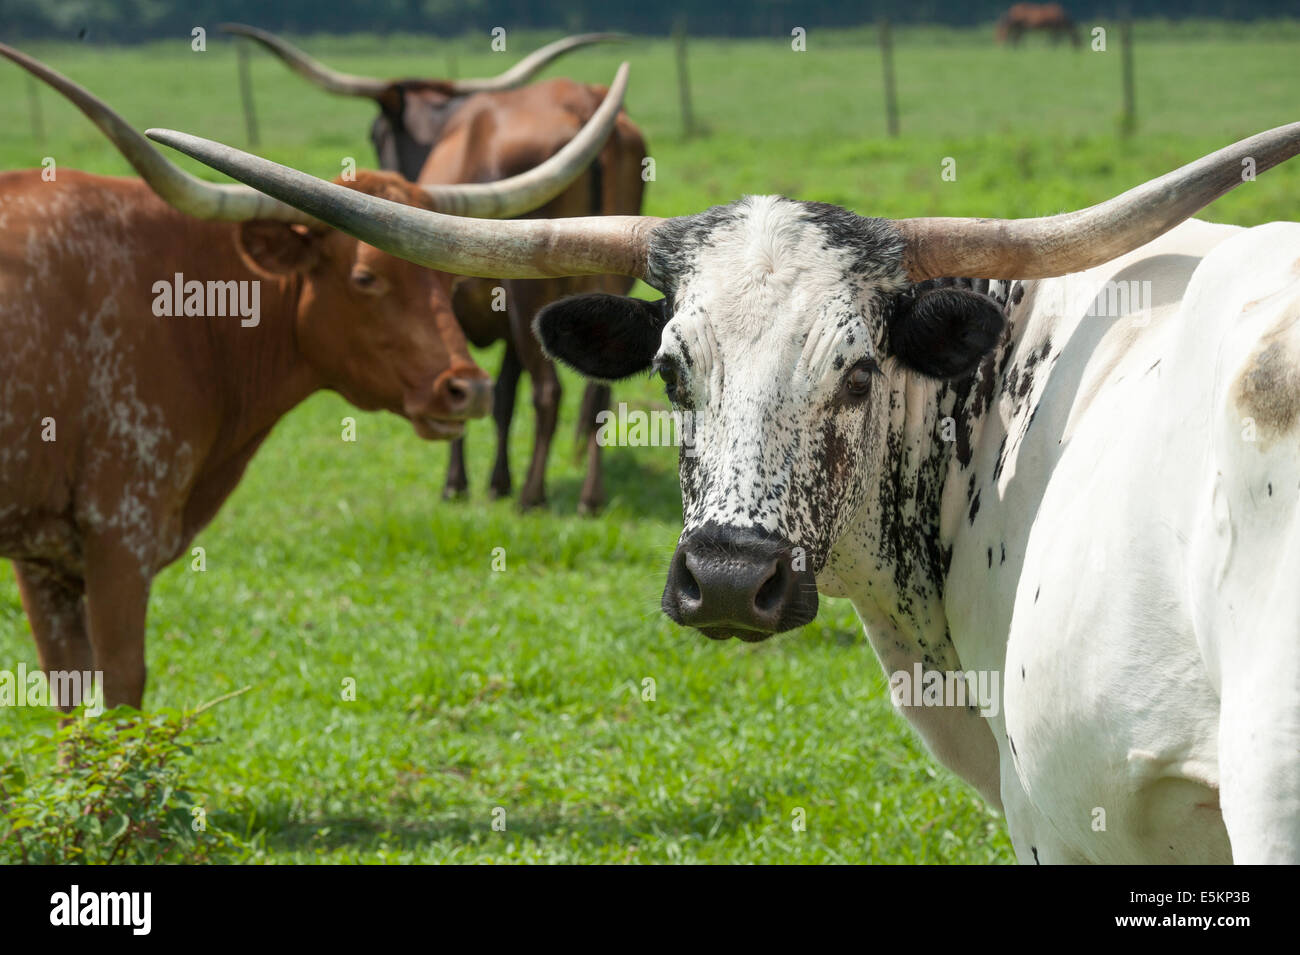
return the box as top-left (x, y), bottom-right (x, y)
top-left (578, 382), bottom-right (610, 515)
top-left (443, 437), bottom-right (469, 500)
top-left (14, 561), bottom-right (91, 712)
top-left (488, 340), bottom-right (523, 499)
top-left (574, 382), bottom-right (599, 458)
top-left (518, 357), bottom-right (560, 510)
top-left (83, 539), bottom-right (152, 711)
top-left (507, 280), bottom-right (560, 510)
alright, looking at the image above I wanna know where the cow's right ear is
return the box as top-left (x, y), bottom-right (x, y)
top-left (534, 293), bottom-right (668, 381)
top-left (236, 221), bottom-right (321, 278)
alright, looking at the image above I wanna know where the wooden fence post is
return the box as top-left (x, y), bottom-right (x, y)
top-left (237, 42), bottom-right (260, 147)
top-left (1119, 17), bottom-right (1136, 136)
top-left (879, 18), bottom-right (899, 138)
top-left (27, 74), bottom-right (45, 147)
top-left (673, 18), bottom-right (697, 139)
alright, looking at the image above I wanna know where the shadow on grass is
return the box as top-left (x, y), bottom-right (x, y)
top-left (230, 781), bottom-right (777, 858)
top-left (547, 450), bottom-right (683, 525)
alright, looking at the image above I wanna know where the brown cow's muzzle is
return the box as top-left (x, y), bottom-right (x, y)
top-left (408, 370), bottom-right (493, 441)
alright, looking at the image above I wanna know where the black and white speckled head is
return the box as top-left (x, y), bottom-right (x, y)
top-left (535, 194), bottom-right (1005, 640)
top-left (650, 197), bottom-right (908, 571)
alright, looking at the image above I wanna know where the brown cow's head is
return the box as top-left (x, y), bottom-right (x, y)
top-left (236, 171), bottom-right (489, 440)
top-left (369, 82), bottom-right (462, 181)
top-left (218, 25), bottom-right (622, 181)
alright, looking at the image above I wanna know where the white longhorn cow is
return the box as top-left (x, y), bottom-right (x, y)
top-left (142, 122), bottom-right (1300, 863)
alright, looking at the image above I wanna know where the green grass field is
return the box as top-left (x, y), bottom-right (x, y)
top-left (1, 24), bottom-right (1297, 863)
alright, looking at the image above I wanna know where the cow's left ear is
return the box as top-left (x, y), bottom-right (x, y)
top-left (534, 293), bottom-right (668, 381)
top-left (236, 221), bottom-right (321, 278)
top-left (887, 287), bottom-right (1005, 380)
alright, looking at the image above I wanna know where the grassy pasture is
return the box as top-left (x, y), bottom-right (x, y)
top-left (0, 25), bottom-right (1297, 863)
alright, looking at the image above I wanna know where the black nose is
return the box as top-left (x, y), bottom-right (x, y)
top-left (662, 525), bottom-right (819, 641)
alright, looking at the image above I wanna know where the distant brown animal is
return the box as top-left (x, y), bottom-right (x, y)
top-left (225, 25), bottom-right (648, 512)
top-left (996, 3), bottom-right (1081, 47)
top-left (0, 44), bottom-right (626, 710)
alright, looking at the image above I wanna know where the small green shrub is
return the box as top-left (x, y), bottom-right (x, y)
top-left (0, 690), bottom-right (247, 864)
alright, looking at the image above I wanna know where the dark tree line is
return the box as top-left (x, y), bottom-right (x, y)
top-left (0, 0), bottom-right (1293, 42)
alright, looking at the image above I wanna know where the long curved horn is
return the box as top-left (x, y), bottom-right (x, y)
top-left (897, 122), bottom-right (1300, 280)
top-left (420, 61), bottom-right (629, 217)
top-left (146, 128), bottom-right (661, 280)
top-left (0, 42), bottom-right (310, 222)
top-left (449, 33), bottom-right (625, 94)
top-left (220, 25), bottom-right (621, 99)
top-left (218, 23), bottom-right (389, 98)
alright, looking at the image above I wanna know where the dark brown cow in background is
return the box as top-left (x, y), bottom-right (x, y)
top-left (226, 25), bottom-right (648, 512)
top-left (0, 44), bottom-right (627, 709)
top-left (221, 27), bottom-right (623, 182)
top-left (996, 3), bottom-right (1082, 47)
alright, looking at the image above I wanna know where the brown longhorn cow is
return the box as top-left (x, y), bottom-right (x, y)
top-left (0, 44), bottom-right (627, 710)
top-left (995, 3), bottom-right (1082, 47)
top-left (225, 25), bottom-right (648, 512)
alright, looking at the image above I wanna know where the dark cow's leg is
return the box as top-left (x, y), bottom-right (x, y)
top-left (574, 381), bottom-right (596, 456)
top-left (578, 382), bottom-right (611, 515)
top-left (443, 437), bottom-right (469, 500)
top-left (488, 340), bottom-right (523, 500)
top-left (83, 538), bottom-right (152, 711)
top-left (507, 279), bottom-right (560, 510)
top-left (14, 561), bottom-right (91, 712)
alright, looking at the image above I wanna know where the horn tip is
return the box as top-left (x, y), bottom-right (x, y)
top-left (145, 128), bottom-right (187, 149)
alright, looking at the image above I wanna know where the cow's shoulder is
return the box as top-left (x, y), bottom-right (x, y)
top-left (1178, 221), bottom-right (1300, 652)
top-left (1186, 221), bottom-right (1300, 446)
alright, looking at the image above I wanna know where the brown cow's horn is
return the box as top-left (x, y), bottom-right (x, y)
top-left (449, 33), bottom-right (625, 94)
top-left (896, 122), bottom-right (1300, 280)
top-left (145, 127), bottom-right (661, 280)
top-left (0, 42), bottom-right (311, 223)
top-left (218, 23), bottom-right (390, 98)
top-left (220, 25), bottom-right (621, 99)
top-left (419, 61), bottom-right (629, 218)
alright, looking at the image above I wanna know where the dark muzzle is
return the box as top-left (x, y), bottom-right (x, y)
top-left (662, 524), bottom-right (819, 641)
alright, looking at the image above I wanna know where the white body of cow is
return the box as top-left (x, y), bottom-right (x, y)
top-left (824, 218), bottom-right (1300, 863)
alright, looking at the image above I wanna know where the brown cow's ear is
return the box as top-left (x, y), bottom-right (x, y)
top-left (236, 222), bottom-right (321, 278)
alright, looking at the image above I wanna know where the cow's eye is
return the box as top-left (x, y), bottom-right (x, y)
top-left (654, 359), bottom-right (687, 406)
top-left (350, 267), bottom-right (387, 295)
top-left (842, 361), bottom-right (877, 402)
